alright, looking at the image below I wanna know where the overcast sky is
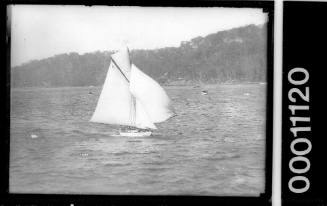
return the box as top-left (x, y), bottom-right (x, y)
top-left (10, 5), bottom-right (267, 67)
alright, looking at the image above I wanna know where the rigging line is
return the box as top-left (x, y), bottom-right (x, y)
top-left (110, 58), bottom-right (135, 126)
top-left (110, 57), bottom-right (136, 126)
top-left (111, 58), bottom-right (130, 83)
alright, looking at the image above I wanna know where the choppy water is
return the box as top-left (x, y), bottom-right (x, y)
top-left (10, 84), bottom-right (266, 195)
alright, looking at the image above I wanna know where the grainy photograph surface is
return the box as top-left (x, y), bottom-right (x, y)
top-left (10, 5), bottom-right (268, 195)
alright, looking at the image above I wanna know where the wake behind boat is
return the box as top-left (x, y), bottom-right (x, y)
top-left (90, 46), bottom-right (175, 137)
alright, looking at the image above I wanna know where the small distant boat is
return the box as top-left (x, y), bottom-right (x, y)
top-left (30, 134), bottom-right (38, 139)
top-left (201, 90), bottom-right (208, 95)
top-left (90, 46), bottom-right (175, 137)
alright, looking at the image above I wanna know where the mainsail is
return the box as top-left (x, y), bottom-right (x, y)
top-left (89, 60), bottom-right (134, 126)
top-left (111, 46), bottom-right (131, 80)
top-left (90, 47), bottom-right (174, 130)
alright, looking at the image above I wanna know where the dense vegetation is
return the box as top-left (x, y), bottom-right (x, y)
top-left (11, 24), bottom-right (267, 88)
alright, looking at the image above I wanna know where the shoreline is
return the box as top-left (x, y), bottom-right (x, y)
top-left (11, 82), bottom-right (267, 92)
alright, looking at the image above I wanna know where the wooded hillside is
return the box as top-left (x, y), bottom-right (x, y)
top-left (11, 24), bottom-right (267, 87)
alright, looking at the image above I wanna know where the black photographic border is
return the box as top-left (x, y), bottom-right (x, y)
top-left (282, 2), bottom-right (327, 206)
top-left (0, 1), bottom-right (274, 205)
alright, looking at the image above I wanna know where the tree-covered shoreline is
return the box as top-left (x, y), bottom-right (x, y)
top-left (12, 24), bottom-right (267, 88)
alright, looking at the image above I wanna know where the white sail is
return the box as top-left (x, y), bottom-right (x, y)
top-left (90, 47), bottom-right (174, 130)
top-left (129, 64), bottom-right (174, 123)
top-left (111, 46), bottom-right (131, 80)
top-left (90, 61), bottom-right (135, 126)
top-left (134, 98), bottom-right (157, 129)
top-left (90, 47), bottom-right (157, 130)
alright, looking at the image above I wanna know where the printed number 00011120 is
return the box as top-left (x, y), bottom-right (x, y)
top-left (287, 67), bottom-right (311, 194)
